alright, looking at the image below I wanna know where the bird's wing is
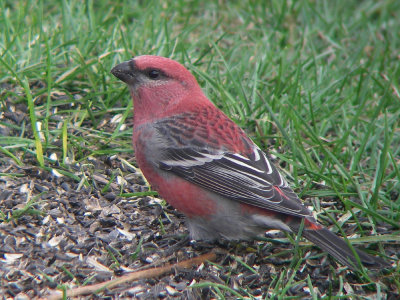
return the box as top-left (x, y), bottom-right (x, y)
top-left (156, 142), bottom-right (312, 218)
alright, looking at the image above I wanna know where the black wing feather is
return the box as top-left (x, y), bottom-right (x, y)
top-left (158, 146), bottom-right (311, 218)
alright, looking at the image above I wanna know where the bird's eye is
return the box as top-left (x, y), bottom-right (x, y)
top-left (148, 69), bottom-right (160, 79)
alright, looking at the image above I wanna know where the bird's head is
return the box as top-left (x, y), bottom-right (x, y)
top-left (111, 55), bottom-right (205, 125)
top-left (111, 55), bottom-right (198, 90)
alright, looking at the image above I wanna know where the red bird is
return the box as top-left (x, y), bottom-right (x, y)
top-left (111, 55), bottom-right (388, 270)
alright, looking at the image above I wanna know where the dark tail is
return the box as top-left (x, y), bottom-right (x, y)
top-left (291, 224), bottom-right (389, 270)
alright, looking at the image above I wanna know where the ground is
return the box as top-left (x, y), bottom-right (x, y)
top-left (0, 96), bottom-right (398, 299)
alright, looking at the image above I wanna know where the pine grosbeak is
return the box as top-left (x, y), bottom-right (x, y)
top-left (111, 55), bottom-right (388, 270)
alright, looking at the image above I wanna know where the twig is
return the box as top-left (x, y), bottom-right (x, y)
top-left (45, 252), bottom-right (217, 300)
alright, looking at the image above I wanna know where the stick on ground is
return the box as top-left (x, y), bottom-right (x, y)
top-left (45, 252), bottom-right (217, 300)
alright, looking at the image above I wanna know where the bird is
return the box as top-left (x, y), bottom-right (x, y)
top-left (111, 55), bottom-right (389, 270)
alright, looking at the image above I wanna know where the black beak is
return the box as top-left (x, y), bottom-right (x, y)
top-left (111, 59), bottom-right (136, 84)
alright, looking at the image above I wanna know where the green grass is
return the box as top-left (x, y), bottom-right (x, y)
top-left (1, 0), bottom-right (399, 298)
